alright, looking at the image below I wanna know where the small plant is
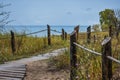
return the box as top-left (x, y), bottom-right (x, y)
top-left (48, 49), bottom-right (70, 69)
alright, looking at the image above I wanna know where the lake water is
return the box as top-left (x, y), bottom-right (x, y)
top-left (4, 25), bottom-right (88, 37)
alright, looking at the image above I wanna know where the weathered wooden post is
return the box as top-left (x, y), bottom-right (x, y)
top-left (74, 25), bottom-right (79, 40)
top-left (101, 37), bottom-right (112, 80)
top-left (47, 24), bottom-right (51, 45)
top-left (109, 25), bottom-right (112, 37)
top-left (10, 30), bottom-right (16, 54)
top-left (70, 31), bottom-right (77, 80)
top-left (87, 26), bottom-right (91, 44)
top-left (62, 28), bottom-right (65, 40)
top-left (116, 29), bottom-right (119, 41)
top-left (43, 37), bottom-right (47, 48)
top-left (116, 25), bottom-right (119, 41)
top-left (65, 32), bottom-right (67, 40)
top-left (93, 35), bottom-right (96, 43)
top-left (104, 35), bottom-right (107, 39)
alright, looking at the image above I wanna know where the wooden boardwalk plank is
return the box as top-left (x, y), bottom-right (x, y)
top-left (0, 70), bottom-right (26, 74)
top-left (3, 68), bottom-right (26, 71)
top-left (0, 64), bottom-right (26, 80)
top-left (0, 76), bottom-right (22, 80)
top-left (0, 73), bottom-right (24, 78)
top-left (0, 71), bottom-right (25, 76)
top-left (3, 66), bottom-right (26, 69)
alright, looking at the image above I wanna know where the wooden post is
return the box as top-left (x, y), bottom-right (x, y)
top-left (116, 25), bottom-right (119, 41)
top-left (87, 26), bottom-right (91, 44)
top-left (62, 28), bottom-right (65, 40)
top-left (74, 25), bottom-right (79, 40)
top-left (70, 31), bottom-right (77, 80)
top-left (65, 32), bottom-right (67, 40)
top-left (101, 37), bottom-right (112, 80)
top-left (116, 30), bottom-right (119, 41)
top-left (104, 35), bottom-right (107, 39)
top-left (10, 30), bottom-right (16, 54)
top-left (93, 35), bottom-right (96, 43)
top-left (47, 24), bottom-right (51, 45)
top-left (43, 37), bottom-right (47, 48)
top-left (109, 25), bottom-right (112, 37)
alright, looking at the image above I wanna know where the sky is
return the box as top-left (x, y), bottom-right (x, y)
top-left (1, 0), bottom-right (120, 25)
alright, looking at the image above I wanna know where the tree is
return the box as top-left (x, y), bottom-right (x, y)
top-left (114, 9), bottom-right (120, 41)
top-left (99, 9), bottom-right (117, 31)
top-left (114, 9), bottom-right (120, 29)
top-left (92, 24), bottom-right (101, 32)
top-left (0, 2), bottom-right (12, 32)
top-left (114, 9), bottom-right (120, 21)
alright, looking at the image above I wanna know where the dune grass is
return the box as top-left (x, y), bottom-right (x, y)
top-left (1, 30), bottom-right (120, 79)
top-left (49, 31), bottom-right (120, 79)
top-left (0, 33), bottom-right (68, 64)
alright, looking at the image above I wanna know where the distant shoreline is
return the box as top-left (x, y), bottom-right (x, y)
top-left (3, 25), bottom-right (88, 37)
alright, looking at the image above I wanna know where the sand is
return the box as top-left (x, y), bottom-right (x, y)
top-left (24, 60), bottom-right (70, 80)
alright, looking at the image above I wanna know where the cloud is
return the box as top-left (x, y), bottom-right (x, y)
top-left (66, 11), bottom-right (72, 15)
top-left (86, 8), bottom-right (92, 11)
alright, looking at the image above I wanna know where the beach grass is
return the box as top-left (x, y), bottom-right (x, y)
top-left (0, 33), bottom-right (68, 64)
top-left (49, 31), bottom-right (120, 79)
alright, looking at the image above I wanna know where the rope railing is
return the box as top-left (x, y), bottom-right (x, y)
top-left (107, 56), bottom-right (120, 64)
top-left (0, 29), bottom-right (47, 40)
top-left (73, 42), bottom-right (120, 64)
top-left (73, 42), bottom-right (102, 56)
top-left (16, 29), bottom-right (47, 37)
top-left (50, 29), bottom-right (62, 33)
top-left (0, 25), bottom-right (68, 54)
top-left (70, 25), bottom-right (120, 80)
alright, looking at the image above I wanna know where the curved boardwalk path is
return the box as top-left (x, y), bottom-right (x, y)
top-left (0, 48), bottom-right (67, 80)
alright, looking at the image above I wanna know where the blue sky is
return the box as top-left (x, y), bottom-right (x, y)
top-left (1, 0), bottom-right (120, 25)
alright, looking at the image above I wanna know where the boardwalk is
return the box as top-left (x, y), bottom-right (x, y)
top-left (0, 64), bottom-right (26, 80)
top-left (0, 48), bottom-right (67, 80)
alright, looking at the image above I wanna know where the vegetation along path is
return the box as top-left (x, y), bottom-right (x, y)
top-left (0, 48), bottom-right (67, 80)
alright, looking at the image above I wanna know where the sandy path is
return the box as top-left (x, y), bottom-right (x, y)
top-left (24, 60), bottom-right (70, 80)
top-left (0, 48), bottom-right (68, 80)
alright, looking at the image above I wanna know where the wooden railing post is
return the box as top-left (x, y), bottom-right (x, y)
top-left (74, 25), bottom-right (79, 40)
top-left (65, 32), bottom-right (67, 40)
top-left (47, 24), bottom-right (51, 45)
top-left (101, 37), bottom-right (112, 80)
top-left (43, 37), bottom-right (47, 48)
top-left (93, 35), bottom-right (96, 43)
top-left (10, 30), bottom-right (16, 54)
top-left (70, 31), bottom-right (77, 80)
top-left (62, 28), bottom-right (65, 40)
top-left (87, 26), bottom-right (91, 44)
top-left (109, 25), bottom-right (112, 37)
top-left (116, 25), bottom-right (119, 41)
top-left (104, 35), bottom-right (107, 39)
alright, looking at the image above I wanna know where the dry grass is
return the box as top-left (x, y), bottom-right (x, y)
top-left (50, 31), bottom-right (120, 80)
top-left (0, 34), bottom-right (67, 64)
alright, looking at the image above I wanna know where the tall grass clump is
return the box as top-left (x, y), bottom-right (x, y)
top-left (48, 49), bottom-right (70, 69)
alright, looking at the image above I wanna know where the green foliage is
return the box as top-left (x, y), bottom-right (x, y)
top-left (0, 3), bottom-right (12, 31)
top-left (99, 9), bottom-right (117, 31)
top-left (101, 24), bottom-right (109, 31)
top-left (92, 24), bottom-right (101, 32)
top-left (114, 9), bottom-right (120, 22)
